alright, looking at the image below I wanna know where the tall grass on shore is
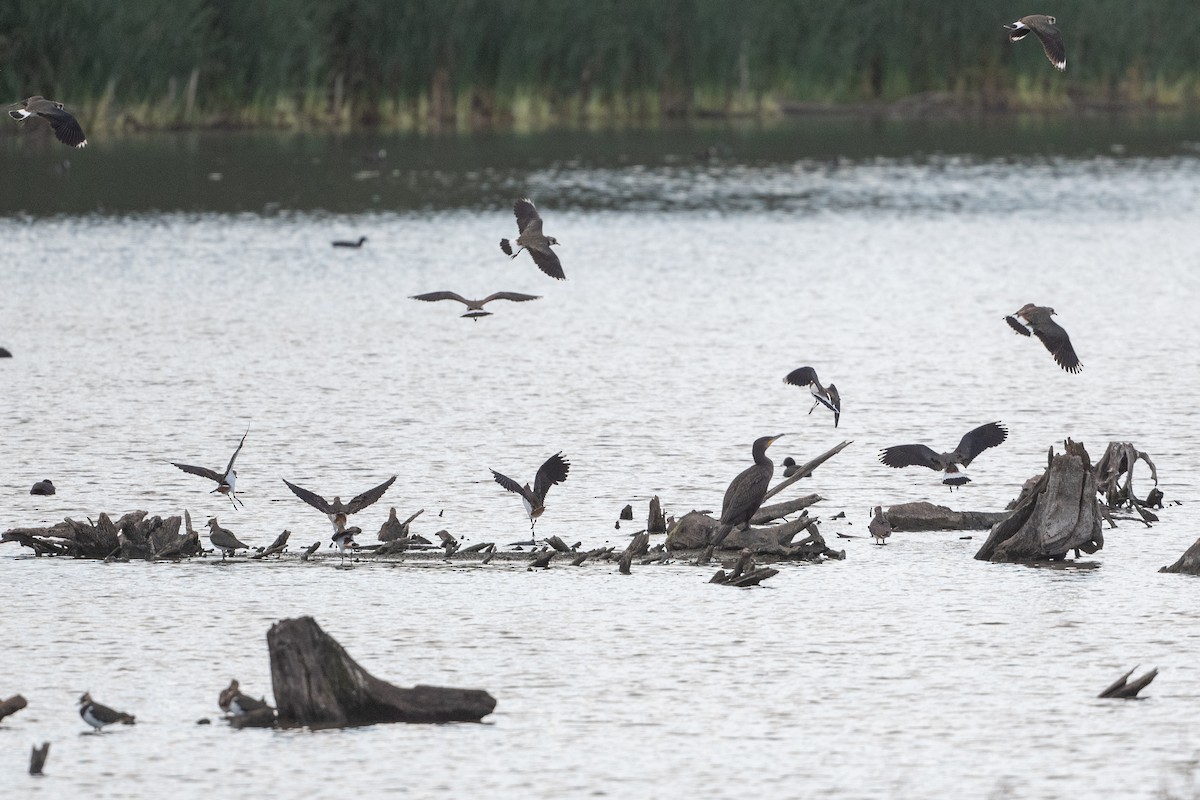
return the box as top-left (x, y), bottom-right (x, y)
top-left (2, 0), bottom-right (1200, 134)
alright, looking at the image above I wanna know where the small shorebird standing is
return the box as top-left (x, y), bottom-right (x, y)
top-left (330, 526), bottom-right (361, 564)
top-left (710, 434), bottom-right (784, 548)
top-left (879, 422), bottom-right (1008, 490)
top-left (206, 518), bottom-right (249, 558)
top-left (8, 96), bottom-right (88, 148)
top-left (78, 693), bottom-right (135, 731)
top-left (491, 452), bottom-right (570, 530)
top-left (784, 366), bottom-right (841, 428)
top-left (282, 476), bottom-right (397, 533)
top-left (869, 506), bottom-right (893, 545)
top-left (29, 479), bottom-right (55, 496)
top-left (410, 291), bottom-right (541, 320)
top-left (500, 198), bottom-right (565, 280)
top-left (218, 680), bottom-right (271, 716)
top-left (1005, 303), bottom-right (1082, 373)
top-left (332, 236), bottom-right (367, 248)
top-left (1004, 15), bottom-right (1066, 71)
top-left (171, 427), bottom-right (249, 509)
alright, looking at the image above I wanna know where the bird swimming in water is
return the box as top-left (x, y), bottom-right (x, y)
top-left (78, 693), bottom-right (135, 731)
top-left (869, 506), bottom-right (892, 545)
top-left (282, 476), bottom-right (397, 533)
top-left (710, 434), bottom-right (785, 548)
top-left (1004, 15), bottom-right (1066, 71)
top-left (171, 426), bottom-right (249, 509)
top-left (8, 96), bottom-right (88, 148)
top-left (491, 452), bottom-right (570, 530)
top-left (781, 457), bottom-right (801, 478)
top-left (500, 198), bottom-right (564, 280)
top-left (332, 236), bottom-right (367, 248)
top-left (410, 291), bottom-right (541, 320)
top-left (29, 479), bottom-right (55, 496)
top-left (784, 366), bottom-right (841, 427)
top-left (207, 518), bottom-right (249, 558)
top-left (878, 422), bottom-right (1008, 490)
top-left (1005, 303), bottom-right (1081, 373)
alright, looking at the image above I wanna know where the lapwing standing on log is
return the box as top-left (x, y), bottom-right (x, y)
top-left (1004, 15), bottom-right (1066, 71)
top-left (282, 476), bottom-right (397, 533)
top-left (8, 96), bottom-right (88, 148)
top-left (29, 479), bottom-right (55, 496)
top-left (1004, 303), bottom-right (1082, 373)
top-left (78, 693), bottom-right (135, 731)
top-left (491, 452), bottom-right (570, 530)
top-left (171, 426), bottom-right (249, 509)
top-left (784, 366), bottom-right (841, 427)
top-left (500, 198), bottom-right (565, 280)
top-left (330, 526), bottom-right (361, 564)
top-left (878, 422), bottom-right (1008, 490)
top-left (206, 518), bottom-right (249, 558)
top-left (709, 435), bottom-right (785, 548)
top-left (869, 506), bottom-right (892, 545)
top-left (218, 680), bottom-right (271, 716)
top-left (332, 236), bottom-right (367, 248)
top-left (410, 291), bottom-right (541, 320)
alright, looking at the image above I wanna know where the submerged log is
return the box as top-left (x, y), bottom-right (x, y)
top-left (267, 616), bottom-right (496, 727)
top-left (884, 501), bottom-right (1007, 531)
top-left (251, 530), bottom-right (291, 559)
top-left (229, 707), bottom-right (277, 728)
top-left (975, 441), bottom-right (1104, 563)
top-left (29, 742), bottom-right (49, 776)
top-left (1160, 537), bottom-right (1200, 574)
top-left (1098, 666), bottom-right (1158, 699)
top-left (666, 510), bottom-right (818, 555)
top-left (0, 694), bottom-right (28, 722)
top-left (709, 549), bottom-right (779, 587)
top-left (647, 496), bottom-right (666, 533)
top-left (299, 541), bottom-right (321, 562)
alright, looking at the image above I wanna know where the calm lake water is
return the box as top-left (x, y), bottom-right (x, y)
top-left (3, 116), bottom-right (1200, 799)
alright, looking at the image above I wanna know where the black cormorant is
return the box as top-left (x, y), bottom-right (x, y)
top-left (710, 434), bottom-right (785, 547)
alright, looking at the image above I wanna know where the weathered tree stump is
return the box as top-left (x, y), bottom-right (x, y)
top-left (3, 511), bottom-right (192, 559)
top-left (709, 550), bottom-right (779, 587)
top-left (1098, 666), bottom-right (1158, 698)
top-left (267, 616), bottom-right (495, 727)
top-left (29, 742), bottom-right (49, 775)
top-left (546, 535), bottom-right (571, 553)
top-left (299, 541), bottom-right (321, 561)
top-left (975, 441), bottom-right (1104, 563)
top-left (666, 510), bottom-right (822, 556)
top-left (528, 551), bottom-right (555, 569)
top-left (1160, 537), bottom-right (1200, 574)
top-left (648, 496), bottom-right (666, 533)
top-left (619, 504), bottom-right (633, 520)
top-left (251, 530), bottom-right (290, 559)
top-left (1094, 442), bottom-right (1158, 508)
top-left (0, 694), bottom-right (27, 722)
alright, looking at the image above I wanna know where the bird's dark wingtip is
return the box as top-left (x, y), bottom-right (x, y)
top-left (499, 239), bottom-right (513, 255)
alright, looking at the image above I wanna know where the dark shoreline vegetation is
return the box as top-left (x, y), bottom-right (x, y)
top-left (3, 0), bottom-right (1200, 135)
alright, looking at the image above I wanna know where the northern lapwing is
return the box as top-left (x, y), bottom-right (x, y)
top-left (332, 236), bottom-right (367, 248)
top-left (206, 518), bottom-right (249, 558)
top-left (500, 198), bottom-right (564, 280)
top-left (78, 693), bottom-right (135, 731)
top-left (1005, 15), bottom-right (1066, 71)
top-left (1005, 303), bottom-right (1082, 373)
top-left (171, 426), bottom-right (249, 509)
top-left (410, 291), bottom-right (541, 320)
top-left (879, 422), bottom-right (1008, 490)
top-left (283, 475), bottom-right (396, 533)
top-left (330, 526), bottom-right (361, 564)
top-left (784, 366), bottom-right (841, 427)
top-left (869, 506), bottom-right (892, 545)
top-left (218, 680), bottom-right (271, 716)
top-left (29, 479), bottom-right (55, 496)
top-left (8, 96), bottom-right (88, 148)
top-left (491, 452), bottom-right (570, 530)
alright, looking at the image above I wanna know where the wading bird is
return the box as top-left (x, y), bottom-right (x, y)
top-left (491, 452), bottom-right (570, 530)
top-left (410, 291), bottom-right (540, 320)
top-left (282, 476), bottom-right (397, 533)
top-left (710, 434), bottom-right (785, 548)
top-left (1004, 15), bottom-right (1066, 71)
top-left (1005, 303), bottom-right (1081, 373)
top-left (878, 422), bottom-right (1008, 490)
top-left (500, 198), bottom-right (564, 280)
top-left (78, 693), bottom-right (135, 731)
top-left (8, 96), bottom-right (88, 148)
top-left (784, 366), bottom-right (841, 427)
top-left (207, 518), bottom-right (249, 558)
top-left (171, 427), bottom-right (249, 509)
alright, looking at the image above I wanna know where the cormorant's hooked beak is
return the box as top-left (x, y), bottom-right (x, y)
top-left (767, 433), bottom-right (786, 448)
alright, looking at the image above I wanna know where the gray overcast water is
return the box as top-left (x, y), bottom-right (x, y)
top-left (2, 117), bottom-right (1200, 799)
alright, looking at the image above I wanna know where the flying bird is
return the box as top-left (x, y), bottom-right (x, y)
top-left (207, 518), bottom-right (249, 558)
top-left (1005, 15), bottom-right (1066, 71)
top-left (1005, 303), bottom-right (1081, 373)
top-left (491, 452), bottom-right (570, 529)
top-left (171, 427), bottom-right (249, 509)
top-left (78, 693), bottom-right (135, 731)
top-left (410, 291), bottom-right (540, 320)
top-left (784, 366), bottom-right (841, 427)
top-left (282, 476), bottom-right (397, 532)
top-left (879, 422), bottom-right (1008, 490)
top-left (8, 96), bottom-right (88, 148)
top-left (710, 434), bottom-right (785, 548)
top-left (500, 198), bottom-right (564, 280)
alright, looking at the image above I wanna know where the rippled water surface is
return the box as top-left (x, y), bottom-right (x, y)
top-left (3, 120), bottom-right (1200, 799)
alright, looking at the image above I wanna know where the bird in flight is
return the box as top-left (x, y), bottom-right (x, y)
top-left (784, 366), bottom-right (841, 427)
top-left (8, 96), bottom-right (88, 148)
top-left (879, 422), bottom-right (1008, 490)
top-left (282, 476), bottom-right (397, 532)
top-left (171, 427), bottom-right (249, 509)
top-left (1005, 303), bottom-right (1082, 373)
top-left (491, 452), bottom-right (570, 529)
top-left (500, 198), bottom-right (564, 280)
top-left (1005, 15), bottom-right (1066, 71)
top-left (410, 291), bottom-right (541, 320)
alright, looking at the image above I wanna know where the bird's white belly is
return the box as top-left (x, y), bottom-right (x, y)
top-left (225, 471), bottom-right (237, 492)
top-left (82, 707), bottom-right (105, 729)
top-left (522, 497), bottom-right (533, 517)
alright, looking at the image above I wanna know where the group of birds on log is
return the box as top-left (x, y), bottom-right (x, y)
top-left (68, 680), bottom-right (270, 733)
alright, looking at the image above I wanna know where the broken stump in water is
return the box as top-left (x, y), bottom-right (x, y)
top-left (29, 742), bottom-right (49, 775)
top-left (1160, 537), bottom-right (1200, 575)
top-left (647, 496), bottom-right (666, 533)
top-left (267, 616), bottom-right (495, 727)
top-left (0, 694), bottom-right (27, 722)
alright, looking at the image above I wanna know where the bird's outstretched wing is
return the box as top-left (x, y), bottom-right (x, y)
top-left (1030, 319), bottom-right (1082, 373)
top-left (827, 384), bottom-right (841, 428)
top-left (879, 444), bottom-right (942, 470)
top-left (513, 198), bottom-right (542, 234)
top-left (283, 479), bottom-right (333, 514)
top-left (37, 107), bottom-right (87, 148)
top-left (412, 291), bottom-right (470, 306)
top-left (533, 452), bottom-right (570, 502)
top-left (492, 469), bottom-right (537, 506)
top-left (223, 427), bottom-right (249, 477)
top-left (345, 476), bottom-right (397, 514)
top-left (172, 462), bottom-right (223, 483)
top-left (527, 246), bottom-right (565, 280)
top-left (1028, 17), bottom-right (1066, 71)
top-left (954, 422), bottom-right (1008, 466)
top-left (783, 366), bottom-right (819, 388)
top-left (481, 292), bottom-right (541, 305)
top-left (1004, 315), bottom-right (1032, 336)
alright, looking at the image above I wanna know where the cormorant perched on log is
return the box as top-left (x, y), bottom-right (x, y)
top-left (8, 96), bottom-right (88, 147)
top-left (78, 693), bottom-right (135, 731)
top-left (491, 452), bottom-right (570, 529)
top-left (410, 291), bottom-right (540, 320)
top-left (878, 422), bottom-right (1008, 490)
top-left (282, 476), bottom-right (397, 532)
top-left (1005, 303), bottom-right (1081, 373)
top-left (784, 366), bottom-right (841, 427)
top-left (1005, 15), bottom-right (1066, 71)
top-left (500, 198), bottom-right (564, 280)
top-left (170, 426), bottom-right (249, 509)
top-left (710, 434), bottom-right (785, 547)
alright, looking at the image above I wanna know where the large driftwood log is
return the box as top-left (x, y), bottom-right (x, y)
top-left (709, 549), bottom-right (779, 587)
top-left (251, 530), bottom-right (291, 559)
top-left (0, 694), bottom-right (27, 722)
top-left (3, 511), bottom-right (193, 559)
top-left (975, 441), bottom-right (1104, 563)
top-left (1094, 442), bottom-right (1158, 508)
top-left (1160, 537), bottom-right (1200, 574)
top-left (667, 510), bottom-right (814, 554)
top-left (267, 616), bottom-right (495, 727)
top-left (752, 494), bottom-right (822, 524)
top-left (762, 440), bottom-right (852, 501)
top-left (884, 501), bottom-right (1007, 531)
